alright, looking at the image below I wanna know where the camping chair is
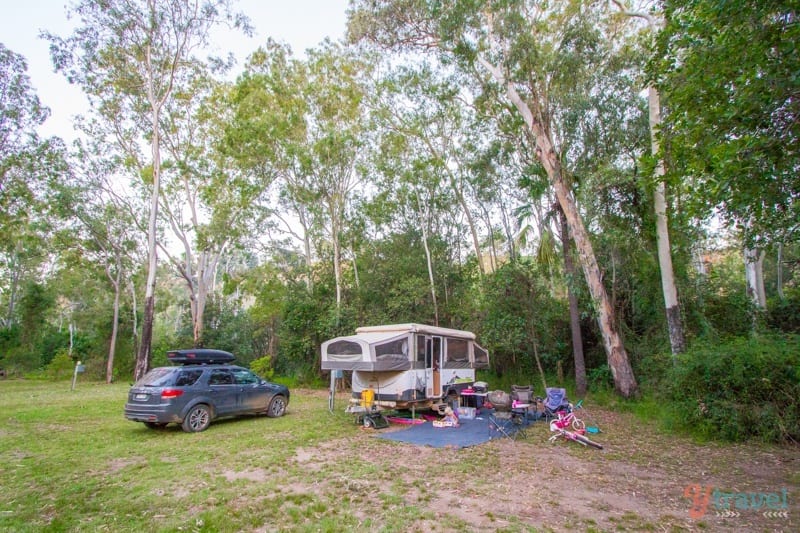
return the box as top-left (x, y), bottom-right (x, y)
top-left (487, 387), bottom-right (531, 441)
top-left (488, 410), bottom-right (521, 440)
top-left (509, 385), bottom-right (535, 440)
top-left (542, 387), bottom-right (571, 421)
top-left (510, 385), bottom-right (536, 421)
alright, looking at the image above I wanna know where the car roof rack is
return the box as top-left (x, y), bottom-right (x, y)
top-left (167, 349), bottom-right (235, 365)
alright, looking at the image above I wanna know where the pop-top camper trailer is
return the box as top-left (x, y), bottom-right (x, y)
top-left (321, 323), bottom-right (489, 410)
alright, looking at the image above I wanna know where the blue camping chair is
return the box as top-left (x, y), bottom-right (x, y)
top-left (542, 387), bottom-right (571, 420)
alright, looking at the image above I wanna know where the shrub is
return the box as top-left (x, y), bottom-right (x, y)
top-left (767, 290), bottom-right (800, 333)
top-left (662, 334), bottom-right (800, 443)
top-left (46, 349), bottom-right (76, 381)
top-left (249, 355), bottom-right (275, 380)
top-left (587, 364), bottom-right (614, 390)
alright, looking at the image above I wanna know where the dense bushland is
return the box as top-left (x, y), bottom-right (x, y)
top-left (662, 335), bottom-right (800, 443)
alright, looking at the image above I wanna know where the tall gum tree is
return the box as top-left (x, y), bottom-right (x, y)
top-left (611, 0), bottom-right (686, 355)
top-left (373, 118), bottom-right (453, 326)
top-left (302, 43), bottom-right (372, 314)
top-left (224, 42), bottom-right (372, 316)
top-left (655, 0), bottom-right (799, 313)
top-left (0, 45), bottom-right (65, 332)
top-left (349, 0), bottom-right (639, 397)
top-left (159, 68), bottom-right (269, 347)
top-left (55, 142), bottom-right (141, 383)
top-left (375, 65), bottom-right (492, 277)
top-left (222, 42), bottom-right (318, 291)
top-left (46, 0), bottom-right (251, 379)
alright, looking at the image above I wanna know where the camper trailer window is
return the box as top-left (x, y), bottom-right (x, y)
top-left (328, 340), bottom-right (362, 355)
top-left (446, 338), bottom-right (469, 363)
top-left (416, 337), bottom-right (426, 363)
top-left (375, 339), bottom-right (408, 359)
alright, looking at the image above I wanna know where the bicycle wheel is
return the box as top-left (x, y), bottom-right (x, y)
top-left (574, 433), bottom-right (603, 450)
top-left (572, 417), bottom-right (586, 431)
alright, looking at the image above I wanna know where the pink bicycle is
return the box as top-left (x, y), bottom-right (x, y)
top-left (548, 408), bottom-right (603, 449)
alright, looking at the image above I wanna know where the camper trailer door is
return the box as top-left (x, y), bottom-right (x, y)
top-left (424, 336), bottom-right (443, 398)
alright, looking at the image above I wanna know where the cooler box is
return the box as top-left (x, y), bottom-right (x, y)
top-left (457, 407), bottom-right (476, 419)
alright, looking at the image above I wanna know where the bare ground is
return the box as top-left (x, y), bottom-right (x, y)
top-left (285, 390), bottom-right (799, 532)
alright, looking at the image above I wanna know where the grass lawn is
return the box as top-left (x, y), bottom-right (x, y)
top-left (0, 379), bottom-right (797, 532)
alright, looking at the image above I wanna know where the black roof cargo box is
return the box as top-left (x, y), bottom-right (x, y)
top-left (167, 349), bottom-right (235, 365)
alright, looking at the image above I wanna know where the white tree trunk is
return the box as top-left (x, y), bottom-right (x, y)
top-left (649, 87), bottom-right (686, 354)
top-left (744, 247), bottom-right (766, 308)
top-left (106, 258), bottom-right (122, 384)
top-left (417, 194), bottom-right (439, 326)
top-left (135, 61), bottom-right (163, 380)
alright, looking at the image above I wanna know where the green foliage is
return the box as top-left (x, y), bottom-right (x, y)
top-left (587, 364), bottom-right (614, 391)
top-left (201, 295), bottom-right (259, 365)
top-left (18, 281), bottom-right (54, 350)
top-left (353, 229), bottom-right (441, 326)
top-left (45, 349), bottom-right (75, 381)
top-left (685, 250), bottom-right (756, 339)
top-left (766, 290), bottom-right (800, 333)
top-left (35, 328), bottom-right (72, 368)
top-left (249, 355), bottom-right (275, 380)
top-left (275, 285), bottom-right (347, 386)
top-left (656, 0), bottom-right (800, 246)
top-left (479, 260), bottom-right (570, 380)
top-left (0, 325), bottom-right (20, 363)
top-left (4, 0), bottom-right (796, 407)
top-left (662, 334), bottom-right (800, 443)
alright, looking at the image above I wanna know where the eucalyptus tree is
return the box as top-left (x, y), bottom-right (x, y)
top-left (46, 0), bottom-right (251, 379)
top-left (225, 41), bottom-right (373, 315)
top-left (372, 138), bottom-right (453, 325)
top-left (0, 44), bottom-right (68, 331)
top-left (611, 0), bottom-right (686, 355)
top-left (349, 0), bottom-right (639, 396)
top-left (51, 142), bottom-right (142, 383)
top-left (374, 64), bottom-right (497, 276)
top-left (0, 44), bottom-right (49, 215)
top-left (656, 0), bottom-right (799, 307)
top-left (159, 64), bottom-right (270, 348)
top-left (370, 70), bottom-right (468, 326)
top-left (225, 41), bottom-right (320, 293)
top-left (302, 42), bottom-right (374, 313)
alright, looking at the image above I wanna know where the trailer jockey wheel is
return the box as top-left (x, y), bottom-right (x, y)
top-left (363, 407), bottom-right (389, 429)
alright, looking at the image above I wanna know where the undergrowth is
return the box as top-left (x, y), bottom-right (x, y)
top-left (660, 334), bottom-right (799, 443)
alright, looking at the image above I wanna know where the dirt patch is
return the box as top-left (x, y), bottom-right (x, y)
top-left (292, 390), bottom-right (799, 531)
top-left (107, 456), bottom-right (144, 473)
top-left (221, 468), bottom-right (270, 483)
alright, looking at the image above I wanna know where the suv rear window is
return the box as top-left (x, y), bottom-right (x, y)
top-left (137, 368), bottom-right (177, 387)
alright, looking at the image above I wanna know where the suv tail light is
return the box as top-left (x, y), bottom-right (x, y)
top-left (161, 389), bottom-right (184, 399)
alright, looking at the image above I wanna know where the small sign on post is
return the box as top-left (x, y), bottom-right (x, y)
top-left (71, 360), bottom-right (85, 391)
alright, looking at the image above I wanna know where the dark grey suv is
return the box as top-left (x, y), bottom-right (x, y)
top-left (124, 349), bottom-right (289, 432)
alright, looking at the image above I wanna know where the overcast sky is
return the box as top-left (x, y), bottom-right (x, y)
top-left (0, 0), bottom-right (350, 141)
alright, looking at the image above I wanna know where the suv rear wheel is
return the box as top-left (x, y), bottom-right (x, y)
top-left (182, 404), bottom-right (211, 432)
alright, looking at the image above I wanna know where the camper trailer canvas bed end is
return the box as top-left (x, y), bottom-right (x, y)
top-left (321, 323), bottom-right (489, 410)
